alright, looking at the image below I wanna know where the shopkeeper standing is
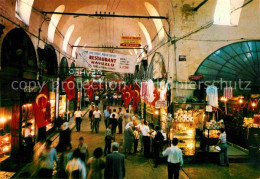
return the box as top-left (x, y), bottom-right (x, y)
top-left (74, 107), bottom-right (83, 132)
top-left (217, 128), bottom-right (229, 166)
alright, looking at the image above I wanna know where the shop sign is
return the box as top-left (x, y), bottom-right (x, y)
top-left (189, 75), bottom-right (204, 81)
top-left (69, 67), bottom-right (91, 77)
top-left (254, 114), bottom-right (260, 125)
top-left (155, 100), bottom-right (167, 108)
top-left (120, 36), bottom-right (141, 47)
top-left (77, 49), bottom-right (136, 74)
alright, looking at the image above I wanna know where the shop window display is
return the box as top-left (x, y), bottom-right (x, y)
top-left (0, 107), bottom-right (12, 162)
top-left (21, 103), bottom-right (35, 143)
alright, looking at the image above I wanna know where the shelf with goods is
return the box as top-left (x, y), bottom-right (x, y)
top-left (167, 102), bottom-right (206, 156)
top-left (169, 122), bottom-right (196, 156)
top-left (202, 128), bottom-right (221, 152)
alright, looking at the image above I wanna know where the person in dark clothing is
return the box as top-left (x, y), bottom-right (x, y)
top-left (55, 114), bottom-right (64, 128)
top-left (89, 106), bottom-right (94, 133)
top-left (153, 126), bottom-right (164, 168)
top-left (109, 114), bottom-right (118, 135)
top-left (104, 124), bottom-right (113, 156)
top-left (56, 122), bottom-right (71, 152)
top-left (104, 142), bottom-right (125, 179)
top-left (118, 108), bottom-right (123, 134)
top-left (74, 107), bottom-right (83, 132)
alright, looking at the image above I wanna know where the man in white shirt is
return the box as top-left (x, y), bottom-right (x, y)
top-left (162, 138), bottom-right (183, 179)
top-left (93, 107), bottom-right (102, 133)
top-left (95, 94), bottom-right (100, 106)
top-left (110, 109), bottom-right (119, 119)
top-left (74, 107), bottom-right (83, 132)
top-left (142, 121), bottom-right (152, 157)
top-left (137, 119), bottom-right (145, 152)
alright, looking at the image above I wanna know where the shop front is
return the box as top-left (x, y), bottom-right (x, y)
top-left (0, 28), bottom-right (38, 164)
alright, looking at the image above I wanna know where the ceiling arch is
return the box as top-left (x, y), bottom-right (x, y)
top-left (28, 0), bottom-right (169, 56)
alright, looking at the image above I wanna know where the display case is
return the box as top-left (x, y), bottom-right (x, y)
top-left (202, 128), bottom-right (221, 152)
top-left (21, 103), bottom-right (36, 142)
top-left (169, 122), bottom-right (196, 156)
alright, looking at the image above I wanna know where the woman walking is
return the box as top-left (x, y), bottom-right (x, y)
top-left (87, 148), bottom-right (105, 179)
top-left (38, 140), bottom-right (58, 178)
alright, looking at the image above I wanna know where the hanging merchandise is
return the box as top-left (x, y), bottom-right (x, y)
top-left (151, 88), bottom-right (160, 106)
top-left (147, 79), bottom-right (154, 103)
top-left (123, 85), bottom-right (133, 109)
top-left (62, 75), bottom-right (75, 101)
top-left (160, 81), bottom-right (167, 101)
top-left (33, 83), bottom-right (50, 128)
top-left (223, 87), bottom-right (233, 99)
top-left (85, 80), bottom-right (94, 102)
top-left (132, 83), bottom-right (141, 112)
top-left (206, 85), bottom-right (218, 107)
top-left (140, 81), bottom-right (147, 99)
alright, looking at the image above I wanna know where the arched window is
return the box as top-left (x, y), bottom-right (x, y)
top-left (144, 2), bottom-right (165, 41)
top-left (138, 22), bottom-right (152, 51)
top-left (15, 0), bottom-right (34, 26)
top-left (72, 37), bottom-right (82, 58)
top-left (47, 5), bottom-right (65, 43)
top-left (63, 25), bottom-right (75, 52)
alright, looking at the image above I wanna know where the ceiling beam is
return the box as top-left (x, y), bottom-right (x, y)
top-left (41, 11), bottom-right (168, 20)
top-left (192, 0), bottom-right (208, 11)
top-left (73, 46), bottom-right (144, 50)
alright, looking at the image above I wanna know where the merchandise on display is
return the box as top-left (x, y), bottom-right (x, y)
top-left (174, 108), bottom-right (194, 122)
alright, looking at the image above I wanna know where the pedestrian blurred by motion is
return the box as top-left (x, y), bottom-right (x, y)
top-left (93, 107), bottom-right (102, 133)
top-left (118, 108), bottom-right (123, 134)
top-left (104, 106), bottom-right (110, 128)
top-left (153, 126), bottom-right (164, 168)
top-left (162, 138), bottom-right (183, 179)
top-left (56, 122), bottom-right (71, 152)
top-left (104, 142), bottom-right (125, 179)
top-left (38, 139), bottom-right (57, 178)
top-left (109, 114), bottom-right (118, 135)
top-left (66, 149), bottom-right (87, 179)
top-left (74, 107), bottom-right (83, 132)
top-left (104, 124), bottom-right (114, 156)
top-left (87, 147), bottom-right (105, 179)
top-left (57, 145), bottom-right (73, 178)
top-left (30, 139), bottom-right (45, 177)
top-left (78, 137), bottom-right (89, 163)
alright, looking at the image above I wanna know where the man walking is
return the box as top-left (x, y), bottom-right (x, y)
top-left (93, 107), bottom-right (102, 133)
top-left (74, 107), bottom-right (83, 132)
top-left (104, 142), bottom-right (125, 179)
top-left (118, 108), bottom-right (123, 134)
top-left (89, 106), bottom-right (94, 133)
top-left (162, 138), bottom-right (183, 179)
top-left (153, 126), bottom-right (164, 168)
top-left (104, 106), bottom-right (110, 128)
top-left (104, 124), bottom-right (113, 156)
